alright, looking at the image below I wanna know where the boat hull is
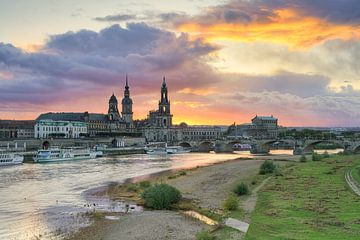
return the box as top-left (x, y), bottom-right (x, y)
top-left (0, 155), bottom-right (24, 166)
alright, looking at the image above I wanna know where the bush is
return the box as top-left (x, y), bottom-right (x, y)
top-left (141, 184), bottom-right (181, 210)
top-left (274, 167), bottom-right (283, 176)
top-left (179, 170), bottom-right (187, 176)
top-left (233, 182), bottom-right (249, 196)
top-left (127, 183), bottom-right (139, 192)
top-left (223, 194), bottom-right (239, 211)
top-left (196, 230), bottom-right (215, 240)
top-left (300, 154), bottom-right (307, 162)
top-left (312, 152), bottom-right (322, 161)
top-left (259, 160), bottom-right (276, 175)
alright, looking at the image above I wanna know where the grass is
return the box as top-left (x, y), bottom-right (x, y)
top-left (245, 155), bottom-right (360, 240)
top-left (351, 163), bottom-right (360, 186)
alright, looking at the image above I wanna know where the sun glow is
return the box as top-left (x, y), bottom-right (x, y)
top-left (178, 8), bottom-right (360, 48)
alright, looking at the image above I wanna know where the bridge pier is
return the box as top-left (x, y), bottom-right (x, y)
top-left (214, 142), bottom-right (233, 153)
top-left (250, 143), bottom-right (270, 154)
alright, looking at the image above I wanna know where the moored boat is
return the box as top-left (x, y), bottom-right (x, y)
top-left (166, 146), bottom-right (191, 154)
top-left (33, 147), bottom-right (102, 163)
top-left (0, 151), bottom-right (24, 166)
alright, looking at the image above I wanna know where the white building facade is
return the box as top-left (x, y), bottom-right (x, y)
top-left (35, 120), bottom-right (87, 139)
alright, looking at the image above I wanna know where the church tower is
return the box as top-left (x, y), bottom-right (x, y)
top-left (108, 93), bottom-right (121, 121)
top-left (121, 75), bottom-right (133, 126)
top-left (157, 76), bottom-right (172, 128)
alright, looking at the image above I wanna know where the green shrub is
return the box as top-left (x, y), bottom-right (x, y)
top-left (127, 183), bottom-right (139, 192)
top-left (196, 230), bottom-right (215, 240)
top-left (233, 182), bottom-right (249, 196)
top-left (223, 194), bottom-right (239, 211)
top-left (139, 181), bottom-right (151, 189)
top-left (300, 154), bottom-right (307, 162)
top-left (141, 184), bottom-right (181, 210)
top-left (274, 167), bottom-right (283, 176)
top-left (259, 160), bottom-right (276, 175)
top-left (179, 170), bottom-right (187, 176)
top-left (312, 152), bottom-right (322, 161)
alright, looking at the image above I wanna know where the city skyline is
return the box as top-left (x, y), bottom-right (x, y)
top-left (1, 0), bottom-right (360, 127)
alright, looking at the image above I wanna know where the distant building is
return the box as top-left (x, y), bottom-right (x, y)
top-left (227, 115), bottom-right (279, 139)
top-left (35, 120), bottom-right (87, 138)
top-left (0, 120), bottom-right (35, 139)
top-left (251, 115), bottom-right (278, 139)
top-left (179, 123), bottom-right (222, 141)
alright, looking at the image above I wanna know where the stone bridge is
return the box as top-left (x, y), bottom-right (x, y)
top-left (176, 139), bottom-right (360, 154)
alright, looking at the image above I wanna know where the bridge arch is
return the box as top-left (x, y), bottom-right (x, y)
top-left (179, 142), bottom-right (192, 148)
top-left (303, 140), bottom-right (344, 153)
top-left (198, 141), bottom-right (214, 152)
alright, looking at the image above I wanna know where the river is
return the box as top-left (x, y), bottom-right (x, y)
top-left (0, 149), bottom-right (342, 240)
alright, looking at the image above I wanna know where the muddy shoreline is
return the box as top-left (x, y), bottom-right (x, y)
top-left (66, 155), bottom-right (297, 240)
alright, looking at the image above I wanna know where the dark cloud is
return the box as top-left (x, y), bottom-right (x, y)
top-left (93, 14), bottom-right (138, 22)
top-left (179, 0), bottom-right (360, 25)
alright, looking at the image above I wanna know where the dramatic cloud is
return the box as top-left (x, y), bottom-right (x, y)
top-left (0, 23), bottom-right (220, 118)
top-left (176, 0), bottom-right (360, 48)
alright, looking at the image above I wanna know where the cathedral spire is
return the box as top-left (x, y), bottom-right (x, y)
top-left (162, 76), bottom-right (166, 87)
top-left (125, 74), bottom-right (129, 88)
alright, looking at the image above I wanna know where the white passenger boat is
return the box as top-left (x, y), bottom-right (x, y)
top-left (33, 147), bottom-right (102, 163)
top-left (145, 147), bottom-right (167, 155)
top-left (166, 146), bottom-right (191, 154)
top-left (0, 151), bottom-right (24, 166)
top-left (145, 143), bottom-right (191, 155)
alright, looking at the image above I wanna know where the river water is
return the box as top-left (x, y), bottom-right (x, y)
top-left (0, 149), bottom-right (342, 240)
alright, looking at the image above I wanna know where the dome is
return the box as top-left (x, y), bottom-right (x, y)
top-left (109, 94), bottom-right (118, 103)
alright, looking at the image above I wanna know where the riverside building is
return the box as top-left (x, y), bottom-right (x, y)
top-left (35, 120), bottom-right (87, 138)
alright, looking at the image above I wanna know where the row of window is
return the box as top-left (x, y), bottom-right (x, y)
top-left (36, 126), bottom-right (86, 132)
top-left (0, 159), bottom-right (13, 163)
top-left (183, 131), bottom-right (221, 136)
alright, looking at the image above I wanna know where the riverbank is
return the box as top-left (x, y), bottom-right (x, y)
top-left (66, 155), bottom-right (295, 240)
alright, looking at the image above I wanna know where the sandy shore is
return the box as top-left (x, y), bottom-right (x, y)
top-left (67, 156), bottom-right (295, 240)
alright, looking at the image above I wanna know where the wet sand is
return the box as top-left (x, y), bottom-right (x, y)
top-left (67, 156), bottom-right (296, 240)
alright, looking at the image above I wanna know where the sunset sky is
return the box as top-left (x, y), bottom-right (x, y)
top-left (1, 0), bottom-right (360, 126)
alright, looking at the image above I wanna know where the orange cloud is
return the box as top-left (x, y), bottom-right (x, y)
top-left (178, 8), bottom-right (360, 48)
top-left (177, 87), bottom-right (217, 96)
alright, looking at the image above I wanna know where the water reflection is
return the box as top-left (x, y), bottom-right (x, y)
top-left (0, 150), bottom-right (339, 239)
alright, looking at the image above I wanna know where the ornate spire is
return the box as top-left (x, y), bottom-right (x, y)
top-left (162, 76), bottom-right (166, 87)
top-left (125, 74), bottom-right (129, 89)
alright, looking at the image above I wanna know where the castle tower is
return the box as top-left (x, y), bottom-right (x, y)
top-left (108, 93), bottom-right (121, 121)
top-left (121, 75), bottom-right (133, 126)
top-left (157, 76), bottom-right (172, 128)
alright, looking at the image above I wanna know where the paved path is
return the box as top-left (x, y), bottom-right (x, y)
top-left (345, 170), bottom-right (360, 197)
top-left (225, 218), bottom-right (249, 233)
top-left (224, 177), bottom-right (272, 233)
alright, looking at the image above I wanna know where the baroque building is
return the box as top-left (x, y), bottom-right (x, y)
top-left (36, 76), bottom-right (134, 137)
top-left (143, 77), bottom-right (181, 142)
